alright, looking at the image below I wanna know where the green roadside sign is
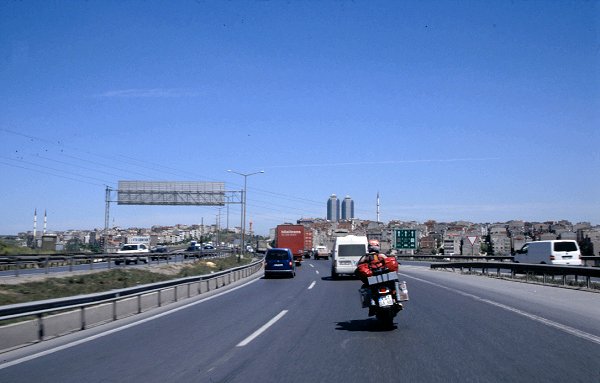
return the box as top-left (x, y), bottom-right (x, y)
top-left (394, 229), bottom-right (417, 249)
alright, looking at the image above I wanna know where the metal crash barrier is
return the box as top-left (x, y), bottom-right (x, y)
top-left (0, 258), bottom-right (263, 352)
top-left (430, 262), bottom-right (600, 289)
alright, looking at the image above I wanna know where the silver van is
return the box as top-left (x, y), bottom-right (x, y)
top-left (514, 240), bottom-right (582, 266)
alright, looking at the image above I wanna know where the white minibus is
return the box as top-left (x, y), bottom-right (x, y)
top-left (331, 235), bottom-right (368, 279)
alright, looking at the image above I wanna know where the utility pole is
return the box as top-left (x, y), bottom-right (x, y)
top-left (227, 169), bottom-right (264, 261)
top-left (104, 187), bottom-right (111, 253)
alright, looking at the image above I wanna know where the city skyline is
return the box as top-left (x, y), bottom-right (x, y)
top-left (13, 210), bottom-right (600, 258)
top-left (10, 207), bottom-right (598, 238)
top-left (1, 2), bottom-right (598, 235)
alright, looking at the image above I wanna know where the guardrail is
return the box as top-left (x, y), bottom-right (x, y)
top-left (430, 261), bottom-right (600, 289)
top-left (0, 250), bottom-right (234, 276)
top-left (396, 255), bottom-right (514, 262)
top-left (0, 258), bottom-right (264, 352)
top-left (397, 255), bottom-right (600, 267)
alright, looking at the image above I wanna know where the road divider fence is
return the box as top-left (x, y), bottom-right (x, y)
top-left (430, 261), bottom-right (600, 290)
top-left (0, 258), bottom-right (264, 353)
top-left (0, 250), bottom-right (234, 276)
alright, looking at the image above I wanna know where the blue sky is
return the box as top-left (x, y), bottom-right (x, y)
top-left (1, 1), bottom-right (598, 235)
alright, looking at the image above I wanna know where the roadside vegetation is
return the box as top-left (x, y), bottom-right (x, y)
top-left (0, 239), bottom-right (54, 256)
top-left (0, 255), bottom-right (253, 306)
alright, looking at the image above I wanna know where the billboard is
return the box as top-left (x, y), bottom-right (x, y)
top-left (117, 181), bottom-right (225, 206)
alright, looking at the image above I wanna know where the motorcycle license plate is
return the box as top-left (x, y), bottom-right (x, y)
top-left (378, 295), bottom-right (394, 307)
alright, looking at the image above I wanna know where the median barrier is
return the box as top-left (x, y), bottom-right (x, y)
top-left (431, 262), bottom-right (600, 290)
top-left (0, 258), bottom-right (264, 352)
top-left (0, 250), bottom-right (235, 276)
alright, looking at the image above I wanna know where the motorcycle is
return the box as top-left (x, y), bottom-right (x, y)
top-left (357, 257), bottom-right (408, 328)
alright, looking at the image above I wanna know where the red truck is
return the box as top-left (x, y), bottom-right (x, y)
top-left (276, 224), bottom-right (312, 265)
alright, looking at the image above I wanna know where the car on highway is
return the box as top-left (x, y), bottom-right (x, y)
top-left (264, 248), bottom-right (295, 278)
top-left (150, 245), bottom-right (171, 260)
top-left (330, 235), bottom-right (368, 279)
top-left (115, 243), bottom-right (150, 265)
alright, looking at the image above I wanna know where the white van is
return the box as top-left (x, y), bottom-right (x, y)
top-left (116, 243), bottom-right (150, 265)
top-left (514, 240), bottom-right (582, 266)
top-left (331, 235), bottom-right (368, 279)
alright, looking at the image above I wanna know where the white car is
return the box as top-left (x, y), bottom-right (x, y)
top-left (115, 244), bottom-right (150, 265)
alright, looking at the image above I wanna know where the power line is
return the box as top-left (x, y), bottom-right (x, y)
top-left (0, 160), bottom-right (110, 187)
top-left (1, 128), bottom-right (349, 224)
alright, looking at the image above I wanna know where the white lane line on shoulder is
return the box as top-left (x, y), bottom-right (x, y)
top-left (0, 278), bottom-right (262, 370)
top-left (399, 273), bottom-right (600, 346)
top-left (237, 310), bottom-right (288, 347)
top-left (308, 281), bottom-right (316, 290)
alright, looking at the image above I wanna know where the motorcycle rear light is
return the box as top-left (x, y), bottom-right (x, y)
top-left (378, 287), bottom-right (389, 294)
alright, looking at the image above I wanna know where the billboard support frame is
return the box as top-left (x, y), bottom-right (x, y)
top-left (103, 182), bottom-right (243, 253)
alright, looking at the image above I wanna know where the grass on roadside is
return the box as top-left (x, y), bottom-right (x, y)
top-left (0, 255), bottom-right (253, 306)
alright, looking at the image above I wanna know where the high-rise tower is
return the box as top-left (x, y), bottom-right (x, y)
top-left (341, 195), bottom-right (354, 220)
top-left (327, 194), bottom-right (340, 221)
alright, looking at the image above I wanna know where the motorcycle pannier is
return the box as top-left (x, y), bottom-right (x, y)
top-left (384, 256), bottom-right (398, 272)
top-left (356, 263), bottom-right (373, 280)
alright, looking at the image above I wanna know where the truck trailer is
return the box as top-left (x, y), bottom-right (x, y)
top-left (275, 224), bottom-right (312, 265)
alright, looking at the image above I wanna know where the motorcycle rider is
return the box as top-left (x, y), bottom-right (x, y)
top-left (357, 239), bottom-right (386, 268)
top-left (357, 240), bottom-right (384, 311)
top-left (356, 239), bottom-right (402, 315)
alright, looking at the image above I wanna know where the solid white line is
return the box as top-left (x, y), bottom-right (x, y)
top-left (0, 278), bottom-right (261, 370)
top-left (400, 273), bottom-right (600, 345)
top-left (308, 281), bottom-right (316, 290)
top-left (237, 310), bottom-right (288, 347)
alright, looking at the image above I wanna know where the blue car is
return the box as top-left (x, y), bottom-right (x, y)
top-left (264, 248), bottom-right (296, 278)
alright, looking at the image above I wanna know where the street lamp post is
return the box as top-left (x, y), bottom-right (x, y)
top-left (227, 169), bottom-right (264, 261)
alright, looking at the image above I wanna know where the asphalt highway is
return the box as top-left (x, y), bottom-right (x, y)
top-left (0, 260), bottom-right (598, 382)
